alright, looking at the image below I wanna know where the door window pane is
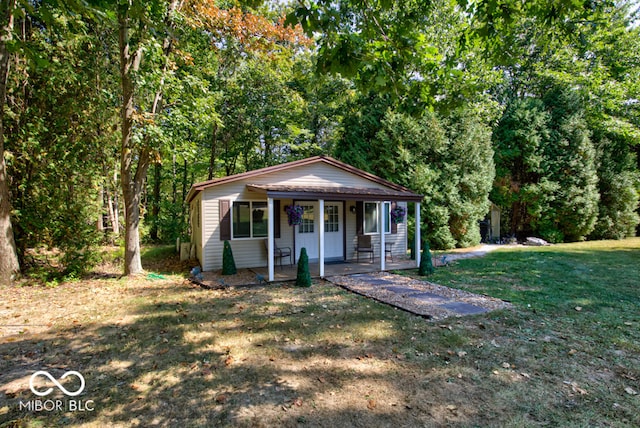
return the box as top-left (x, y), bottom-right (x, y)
top-left (299, 205), bottom-right (314, 234)
top-left (325, 205), bottom-right (339, 232)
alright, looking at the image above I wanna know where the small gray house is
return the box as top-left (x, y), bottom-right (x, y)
top-left (186, 156), bottom-right (424, 281)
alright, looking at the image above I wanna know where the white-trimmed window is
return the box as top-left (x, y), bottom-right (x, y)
top-left (232, 201), bottom-right (268, 239)
top-left (364, 202), bottom-right (391, 234)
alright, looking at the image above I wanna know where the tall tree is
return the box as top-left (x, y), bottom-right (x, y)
top-left (336, 97), bottom-right (494, 249)
top-left (492, 86), bottom-right (600, 242)
top-left (118, 0), bottom-right (181, 275)
top-left (0, 0), bottom-right (18, 284)
top-left (489, 1), bottom-right (640, 241)
top-left (3, 2), bottom-right (117, 277)
top-left (492, 98), bottom-right (552, 238)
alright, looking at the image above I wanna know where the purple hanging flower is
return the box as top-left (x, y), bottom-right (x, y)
top-left (285, 205), bottom-right (304, 226)
top-left (391, 206), bottom-right (406, 224)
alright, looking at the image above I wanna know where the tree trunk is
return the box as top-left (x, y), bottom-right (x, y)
top-left (208, 122), bottom-right (217, 180)
top-left (118, 0), bottom-right (181, 275)
top-left (171, 149), bottom-right (177, 205)
top-left (0, 0), bottom-right (20, 284)
top-left (150, 162), bottom-right (161, 242)
top-left (181, 157), bottom-right (187, 222)
top-left (97, 184), bottom-right (105, 232)
top-left (118, 4), bottom-right (146, 275)
top-left (109, 160), bottom-right (120, 236)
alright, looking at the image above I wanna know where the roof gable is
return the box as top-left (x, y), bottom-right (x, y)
top-left (186, 156), bottom-right (421, 202)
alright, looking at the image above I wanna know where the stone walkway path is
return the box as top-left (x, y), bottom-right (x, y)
top-left (327, 271), bottom-right (511, 320)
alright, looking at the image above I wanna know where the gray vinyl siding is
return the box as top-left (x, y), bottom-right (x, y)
top-left (199, 163), bottom-right (409, 271)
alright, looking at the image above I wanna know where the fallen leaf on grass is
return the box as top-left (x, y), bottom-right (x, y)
top-left (367, 399), bottom-right (376, 410)
top-left (564, 381), bottom-right (588, 395)
top-left (624, 387), bottom-right (638, 395)
top-left (224, 356), bottom-right (234, 367)
top-left (215, 394), bottom-right (227, 404)
top-left (4, 390), bottom-right (19, 399)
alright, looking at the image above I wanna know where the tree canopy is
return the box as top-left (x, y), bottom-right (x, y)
top-left (0, 0), bottom-right (638, 282)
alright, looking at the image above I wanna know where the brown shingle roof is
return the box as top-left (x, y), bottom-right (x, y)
top-left (246, 184), bottom-right (423, 201)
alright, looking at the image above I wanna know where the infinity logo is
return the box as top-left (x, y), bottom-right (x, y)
top-left (29, 371), bottom-right (86, 397)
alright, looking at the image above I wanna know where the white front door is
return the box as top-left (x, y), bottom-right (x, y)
top-left (295, 202), bottom-right (318, 261)
top-left (323, 202), bottom-right (344, 261)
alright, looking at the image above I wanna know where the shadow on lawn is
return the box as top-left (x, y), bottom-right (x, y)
top-left (1, 284), bottom-right (372, 424)
top-left (2, 260), bottom-right (639, 426)
top-left (0, 278), bottom-right (518, 427)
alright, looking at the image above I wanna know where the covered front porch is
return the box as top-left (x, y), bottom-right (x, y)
top-left (249, 184), bottom-right (424, 282)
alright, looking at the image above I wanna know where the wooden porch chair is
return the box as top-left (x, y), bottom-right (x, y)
top-left (263, 239), bottom-right (292, 268)
top-left (355, 235), bottom-right (374, 263)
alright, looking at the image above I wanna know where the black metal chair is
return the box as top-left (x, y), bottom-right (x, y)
top-left (263, 239), bottom-right (292, 268)
top-left (355, 235), bottom-right (374, 263)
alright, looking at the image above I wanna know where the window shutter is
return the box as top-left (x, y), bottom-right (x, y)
top-left (391, 202), bottom-right (398, 235)
top-left (274, 200), bottom-right (281, 239)
top-left (219, 199), bottom-right (231, 241)
top-left (356, 201), bottom-right (363, 235)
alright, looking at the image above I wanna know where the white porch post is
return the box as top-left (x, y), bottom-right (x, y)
top-left (415, 202), bottom-right (421, 268)
top-left (267, 197), bottom-right (275, 282)
top-left (318, 199), bottom-right (325, 278)
top-left (379, 201), bottom-right (385, 271)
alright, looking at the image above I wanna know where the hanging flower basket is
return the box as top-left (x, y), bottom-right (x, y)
top-left (391, 206), bottom-right (406, 224)
top-left (285, 205), bottom-right (304, 226)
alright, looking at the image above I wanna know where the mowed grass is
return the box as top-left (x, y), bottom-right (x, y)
top-left (0, 239), bottom-right (639, 427)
